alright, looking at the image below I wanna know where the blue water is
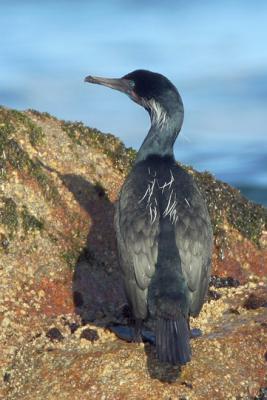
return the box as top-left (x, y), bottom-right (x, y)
top-left (0, 0), bottom-right (266, 205)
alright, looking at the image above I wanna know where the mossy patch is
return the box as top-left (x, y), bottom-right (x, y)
top-left (1, 107), bottom-right (45, 148)
top-left (10, 109), bottom-right (45, 147)
top-left (228, 199), bottom-right (266, 244)
top-left (61, 121), bottom-right (136, 172)
top-left (21, 206), bottom-right (44, 233)
top-left (187, 167), bottom-right (267, 246)
top-left (27, 109), bottom-right (53, 120)
top-left (62, 249), bottom-right (80, 269)
top-left (29, 160), bottom-right (60, 202)
top-left (0, 119), bottom-right (14, 180)
top-left (0, 108), bottom-right (59, 201)
top-left (0, 197), bottom-right (19, 234)
top-left (7, 139), bottom-right (31, 170)
top-left (28, 124), bottom-right (44, 147)
top-left (6, 140), bottom-right (59, 201)
top-left (0, 109), bottom-right (32, 176)
top-left (8, 109), bottom-right (29, 125)
top-left (0, 197), bottom-right (44, 238)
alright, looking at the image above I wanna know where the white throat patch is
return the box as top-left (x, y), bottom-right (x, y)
top-left (143, 98), bottom-right (168, 129)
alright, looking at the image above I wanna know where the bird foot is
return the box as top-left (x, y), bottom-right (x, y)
top-left (108, 325), bottom-right (135, 342)
top-left (108, 324), bottom-right (156, 344)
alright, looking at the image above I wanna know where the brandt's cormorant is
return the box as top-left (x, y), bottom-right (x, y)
top-left (84, 70), bottom-right (213, 365)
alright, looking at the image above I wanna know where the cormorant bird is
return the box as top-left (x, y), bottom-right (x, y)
top-left (84, 70), bottom-right (213, 365)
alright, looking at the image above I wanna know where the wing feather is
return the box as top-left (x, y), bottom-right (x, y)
top-left (115, 175), bottom-right (159, 319)
top-left (174, 180), bottom-right (213, 316)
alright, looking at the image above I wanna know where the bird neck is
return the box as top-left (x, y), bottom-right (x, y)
top-left (135, 105), bottom-right (183, 163)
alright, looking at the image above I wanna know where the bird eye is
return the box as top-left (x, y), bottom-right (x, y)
top-left (129, 80), bottom-right (135, 88)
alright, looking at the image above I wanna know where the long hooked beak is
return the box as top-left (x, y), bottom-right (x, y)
top-left (84, 75), bottom-right (134, 95)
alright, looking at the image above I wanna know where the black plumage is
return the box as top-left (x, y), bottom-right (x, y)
top-left (84, 70), bottom-right (213, 365)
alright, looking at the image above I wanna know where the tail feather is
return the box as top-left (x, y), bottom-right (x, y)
top-left (156, 313), bottom-right (191, 365)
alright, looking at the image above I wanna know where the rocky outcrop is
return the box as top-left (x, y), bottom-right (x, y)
top-left (0, 106), bottom-right (266, 399)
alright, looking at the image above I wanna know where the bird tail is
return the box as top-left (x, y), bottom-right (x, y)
top-left (150, 211), bottom-right (191, 365)
top-left (156, 311), bottom-right (191, 365)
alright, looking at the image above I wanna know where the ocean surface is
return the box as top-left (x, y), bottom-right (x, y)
top-left (0, 0), bottom-right (266, 206)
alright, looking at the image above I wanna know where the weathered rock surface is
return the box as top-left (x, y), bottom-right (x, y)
top-left (0, 106), bottom-right (266, 399)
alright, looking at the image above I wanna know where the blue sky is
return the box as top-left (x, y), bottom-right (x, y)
top-left (1, 0), bottom-right (267, 202)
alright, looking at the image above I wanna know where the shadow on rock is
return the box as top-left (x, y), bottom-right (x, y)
top-left (61, 173), bottom-right (126, 324)
top-left (38, 161), bottom-right (127, 325)
top-left (144, 343), bottom-right (181, 382)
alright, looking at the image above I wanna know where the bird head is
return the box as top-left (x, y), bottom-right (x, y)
top-left (84, 69), bottom-right (183, 129)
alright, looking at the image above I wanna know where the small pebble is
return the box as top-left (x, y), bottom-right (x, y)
top-left (80, 328), bottom-right (99, 342)
top-left (46, 327), bottom-right (64, 341)
top-left (2, 238), bottom-right (9, 248)
top-left (208, 289), bottom-right (222, 301)
top-left (243, 293), bottom-right (267, 310)
top-left (3, 372), bottom-right (10, 383)
top-left (209, 275), bottom-right (240, 288)
top-left (227, 308), bottom-right (240, 315)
